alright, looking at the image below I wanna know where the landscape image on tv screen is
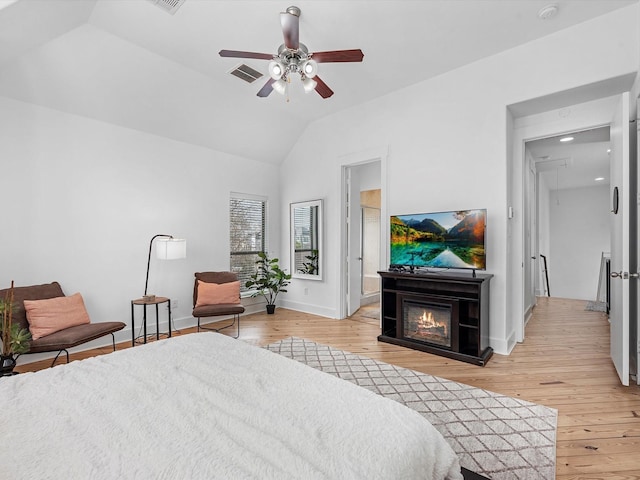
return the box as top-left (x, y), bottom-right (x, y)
top-left (390, 209), bottom-right (486, 270)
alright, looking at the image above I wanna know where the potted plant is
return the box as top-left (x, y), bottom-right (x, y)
top-left (245, 252), bottom-right (292, 314)
top-left (1, 281), bottom-right (32, 376)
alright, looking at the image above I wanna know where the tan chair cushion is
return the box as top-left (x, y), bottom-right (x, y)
top-left (24, 293), bottom-right (91, 340)
top-left (193, 272), bottom-right (241, 307)
top-left (195, 280), bottom-right (240, 307)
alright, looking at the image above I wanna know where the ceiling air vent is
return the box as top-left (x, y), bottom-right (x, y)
top-left (147, 0), bottom-right (186, 15)
top-left (535, 157), bottom-right (573, 172)
top-left (229, 64), bottom-right (264, 84)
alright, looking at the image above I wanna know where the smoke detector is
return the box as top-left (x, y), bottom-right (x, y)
top-left (538, 4), bottom-right (559, 20)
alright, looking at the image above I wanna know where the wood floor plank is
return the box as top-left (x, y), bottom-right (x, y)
top-left (13, 297), bottom-right (640, 478)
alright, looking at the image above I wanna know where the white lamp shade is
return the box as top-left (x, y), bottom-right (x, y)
top-left (268, 60), bottom-right (284, 80)
top-left (302, 77), bottom-right (317, 93)
top-left (301, 59), bottom-right (318, 78)
top-left (272, 78), bottom-right (287, 95)
top-left (156, 238), bottom-right (187, 260)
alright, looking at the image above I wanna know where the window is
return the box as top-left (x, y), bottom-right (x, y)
top-left (230, 193), bottom-right (267, 291)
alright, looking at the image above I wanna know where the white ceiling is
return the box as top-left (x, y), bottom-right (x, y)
top-left (0, 0), bottom-right (636, 164)
top-left (527, 126), bottom-right (611, 190)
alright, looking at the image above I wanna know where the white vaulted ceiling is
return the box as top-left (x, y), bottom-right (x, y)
top-left (0, 0), bottom-right (636, 164)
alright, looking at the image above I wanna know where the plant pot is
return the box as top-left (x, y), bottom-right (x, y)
top-left (0, 354), bottom-right (17, 377)
top-left (266, 304), bottom-right (276, 315)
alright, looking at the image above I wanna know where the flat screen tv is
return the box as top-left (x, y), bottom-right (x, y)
top-left (390, 209), bottom-right (486, 272)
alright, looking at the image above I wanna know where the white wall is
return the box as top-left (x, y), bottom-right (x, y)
top-left (280, 5), bottom-right (639, 355)
top-left (0, 96), bottom-right (281, 361)
top-left (547, 185), bottom-right (610, 300)
top-left (357, 162), bottom-right (381, 192)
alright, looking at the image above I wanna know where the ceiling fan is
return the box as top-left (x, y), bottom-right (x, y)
top-left (219, 5), bottom-right (364, 99)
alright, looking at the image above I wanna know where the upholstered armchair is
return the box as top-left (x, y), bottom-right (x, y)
top-left (0, 282), bottom-right (125, 367)
top-left (192, 272), bottom-right (244, 339)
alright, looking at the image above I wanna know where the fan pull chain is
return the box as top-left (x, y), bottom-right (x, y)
top-left (286, 76), bottom-right (290, 103)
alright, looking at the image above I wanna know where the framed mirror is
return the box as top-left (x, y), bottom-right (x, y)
top-left (291, 200), bottom-right (323, 280)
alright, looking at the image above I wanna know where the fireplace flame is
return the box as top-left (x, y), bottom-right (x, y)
top-left (417, 310), bottom-right (447, 336)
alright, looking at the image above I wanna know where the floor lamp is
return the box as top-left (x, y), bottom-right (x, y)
top-left (144, 234), bottom-right (187, 299)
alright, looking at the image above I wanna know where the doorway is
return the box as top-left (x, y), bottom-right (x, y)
top-left (340, 147), bottom-right (387, 319)
top-left (361, 192), bottom-right (381, 306)
top-left (510, 91), bottom-right (636, 386)
top-left (525, 126), bottom-right (611, 303)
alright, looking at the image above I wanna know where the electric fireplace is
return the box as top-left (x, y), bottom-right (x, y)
top-left (378, 270), bottom-right (493, 366)
top-left (403, 301), bottom-right (453, 347)
top-left (400, 296), bottom-right (459, 351)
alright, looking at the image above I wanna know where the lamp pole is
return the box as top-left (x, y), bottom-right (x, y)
top-left (144, 234), bottom-right (173, 296)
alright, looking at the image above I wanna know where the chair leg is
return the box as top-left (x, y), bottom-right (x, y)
top-left (197, 314), bottom-right (240, 339)
top-left (50, 349), bottom-right (69, 368)
top-left (48, 335), bottom-right (116, 369)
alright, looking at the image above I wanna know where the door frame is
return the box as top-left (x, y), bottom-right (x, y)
top-left (524, 149), bottom-right (538, 319)
top-left (338, 146), bottom-right (388, 319)
top-left (634, 97), bottom-right (640, 385)
top-left (513, 93), bottom-right (636, 386)
top-left (509, 96), bottom-right (621, 344)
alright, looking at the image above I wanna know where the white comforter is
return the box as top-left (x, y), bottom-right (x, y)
top-left (0, 333), bottom-right (463, 480)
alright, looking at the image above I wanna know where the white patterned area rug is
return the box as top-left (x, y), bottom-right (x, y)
top-left (585, 301), bottom-right (607, 312)
top-left (265, 337), bottom-right (557, 480)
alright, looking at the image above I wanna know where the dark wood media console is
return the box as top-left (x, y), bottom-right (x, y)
top-left (378, 270), bottom-right (493, 366)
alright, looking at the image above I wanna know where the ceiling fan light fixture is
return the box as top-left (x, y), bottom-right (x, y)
top-left (301, 59), bottom-right (318, 78)
top-left (219, 5), bottom-right (363, 100)
top-left (268, 60), bottom-right (285, 80)
top-left (273, 78), bottom-right (287, 95)
top-left (302, 77), bottom-right (317, 93)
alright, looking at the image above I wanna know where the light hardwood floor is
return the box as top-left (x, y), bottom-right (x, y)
top-left (15, 297), bottom-right (640, 479)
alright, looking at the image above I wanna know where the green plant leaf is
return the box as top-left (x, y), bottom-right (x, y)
top-left (9, 324), bottom-right (31, 354)
top-left (244, 252), bottom-right (292, 305)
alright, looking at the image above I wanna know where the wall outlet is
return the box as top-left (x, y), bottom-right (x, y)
top-left (171, 299), bottom-right (179, 310)
top-left (304, 288), bottom-right (309, 295)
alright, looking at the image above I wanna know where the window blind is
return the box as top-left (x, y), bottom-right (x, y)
top-left (230, 195), bottom-right (266, 290)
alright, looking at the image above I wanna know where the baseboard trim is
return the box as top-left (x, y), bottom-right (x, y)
top-left (279, 300), bottom-right (337, 318)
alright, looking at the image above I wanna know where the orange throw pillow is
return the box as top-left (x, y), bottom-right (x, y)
top-left (196, 280), bottom-right (241, 307)
top-left (24, 293), bottom-right (91, 340)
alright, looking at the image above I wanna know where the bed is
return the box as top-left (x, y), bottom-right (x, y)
top-left (0, 333), bottom-right (463, 479)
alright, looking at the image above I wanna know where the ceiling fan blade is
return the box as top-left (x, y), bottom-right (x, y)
top-left (219, 50), bottom-right (273, 60)
top-left (312, 49), bottom-right (364, 63)
top-left (280, 10), bottom-right (299, 50)
top-left (313, 75), bottom-right (334, 99)
top-left (256, 78), bottom-right (276, 97)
